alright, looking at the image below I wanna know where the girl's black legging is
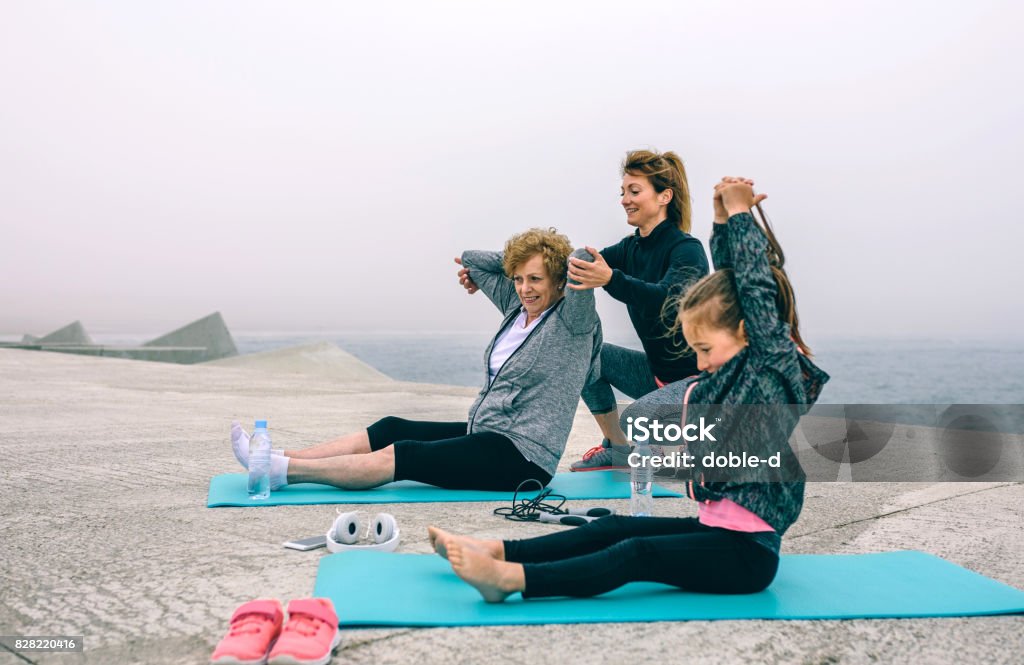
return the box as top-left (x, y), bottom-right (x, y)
top-left (503, 515), bottom-right (779, 598)
top-left (366, 416), bottom-right (552, 491)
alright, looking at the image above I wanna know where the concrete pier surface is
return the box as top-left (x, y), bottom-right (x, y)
top-left (1, 348), bottom-right (1020, 664)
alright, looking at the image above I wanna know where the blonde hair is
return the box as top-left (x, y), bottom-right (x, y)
top-left (503, 227), bottom-right (573, 285)
top-left (622, 149), bottom-right (692, 233)
top-left (677, 206), bottom-right (812, 356)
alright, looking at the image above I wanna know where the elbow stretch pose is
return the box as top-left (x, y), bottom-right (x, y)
top-left (429, 178), bottom-right (830, 602)
top-left (566, 149), bottom-right (711, 472)
top-left (228, 228), bottom-right (601, 492)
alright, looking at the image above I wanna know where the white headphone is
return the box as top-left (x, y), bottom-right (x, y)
top-left (326, 510), bottom-right (400, 553)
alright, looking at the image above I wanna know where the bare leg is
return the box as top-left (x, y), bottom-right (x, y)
top-left (594, 410), bottom-right (628, 445)
top-left (286, 446), bottom-right (395, 490)
top-left (285, 430), bottom-right (372, 459)
top-left (448, 541), bottom-right (525, 603)
top-left (428, 526), bottom-right (505, 561)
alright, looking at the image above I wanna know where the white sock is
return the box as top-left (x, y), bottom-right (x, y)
top-left (231, 421), bottom-right (284, 470)
top-left (270, 454), bottom-right (290, 490)
top-left (231, 421), bottom-right (251, 469)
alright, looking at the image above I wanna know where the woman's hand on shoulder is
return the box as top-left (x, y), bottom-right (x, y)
top-left (454, 257), bottom-right (479, 294)
top-left (566, 246), bottom-right (612, 290)
top-left (714, 177), bottom-right (767, 222)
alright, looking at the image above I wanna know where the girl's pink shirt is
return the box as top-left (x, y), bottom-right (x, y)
top-left (681, 380), bottom-right (776, 533)
top-left (698, 497), bottom-right (775, 532)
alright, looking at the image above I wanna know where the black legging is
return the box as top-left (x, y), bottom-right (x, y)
top-left (366, 416), bottom-right (552, 491)
top-left (503, 515), bottom-right (779, 598)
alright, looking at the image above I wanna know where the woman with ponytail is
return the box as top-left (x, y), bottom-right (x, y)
top-left (564, 149), bottom-right (710, 471)
top-left (428, 178), bottom-right (829, 603)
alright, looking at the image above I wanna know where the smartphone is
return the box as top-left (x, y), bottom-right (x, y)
top-left (283, 535), bottom-right (328, 551)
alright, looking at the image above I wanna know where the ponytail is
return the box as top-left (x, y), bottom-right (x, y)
top-left (753, 203), bottom-right (811, 357)
top-left (679, 204), bottom-right (812, 357)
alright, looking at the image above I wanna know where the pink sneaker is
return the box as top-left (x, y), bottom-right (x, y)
top-left (267, 598), bottom-right (341, 665)
top-left (211, 599), bottom-right (284, 665)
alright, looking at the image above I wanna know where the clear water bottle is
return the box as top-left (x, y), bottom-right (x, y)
top-left (630, 433), bottom-right (654, 517)
top-left (248, 419), bottom-right (271, 500)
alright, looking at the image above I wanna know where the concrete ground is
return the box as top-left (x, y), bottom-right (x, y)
top-left (1, 347), bottom-right (1021, 665)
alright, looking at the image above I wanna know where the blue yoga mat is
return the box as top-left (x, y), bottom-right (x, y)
top-left (313, 550), bottom-right (1024, 625)
top-left (207, 471), bottom-right (683, 507)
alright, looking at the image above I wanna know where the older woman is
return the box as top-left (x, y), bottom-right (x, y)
top-left (229, 227), bottom-right (601, 491)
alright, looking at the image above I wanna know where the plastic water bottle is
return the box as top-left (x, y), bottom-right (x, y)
top-left (630, 433), bottom-right (654, 517)
top-left (248, 419), bottom-right (271, 500)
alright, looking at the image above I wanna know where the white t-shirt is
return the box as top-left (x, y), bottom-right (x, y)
top-left (488, 307), bottom-right (553, 385)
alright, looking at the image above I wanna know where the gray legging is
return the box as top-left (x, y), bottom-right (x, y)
top-left (619, 378), bottom-right (694, 434)
top-left (580, 344), bottom-right (659, 414)
top-left (582, 344), bottom-right (695, 430)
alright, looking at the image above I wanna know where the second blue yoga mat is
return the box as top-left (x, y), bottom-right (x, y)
top-left (313, 550), bottom-right (1024, 625)
top-left (207, 471), bottom-right (683, 507)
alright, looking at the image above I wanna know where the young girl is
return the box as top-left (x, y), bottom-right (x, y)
top-left (429, 177), bottom-right (829, 602)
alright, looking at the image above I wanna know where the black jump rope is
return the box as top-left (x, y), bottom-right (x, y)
top-left (493, 479), bottom-right (614, 526)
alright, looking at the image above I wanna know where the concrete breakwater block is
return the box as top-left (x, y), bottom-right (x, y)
top-left (34, 320), bottom-right (93, 345)
top-left (143, 311), bottom-right (238, 362)
top-left (5, 312), bottom-right (238, 364)
top-left (205, 341), bottom-right (392, 382)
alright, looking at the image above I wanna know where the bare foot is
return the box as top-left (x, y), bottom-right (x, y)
top-left (447, 541), bottom-right (524, 603)
top-left (428, 526), bottom-right (503, 561)
top-left (427, 525), bottom-right (448, 556)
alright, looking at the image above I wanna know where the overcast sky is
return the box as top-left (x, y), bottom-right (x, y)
top-left (1, 1), bottom-right (1021, 340)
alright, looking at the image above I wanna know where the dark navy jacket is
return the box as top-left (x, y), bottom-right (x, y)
top-left (601, 220), bottom-right (709, 382)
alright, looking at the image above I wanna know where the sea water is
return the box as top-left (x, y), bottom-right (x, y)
top-left (233, 332), bottom-right (1024, 404)
top-left (73, 331), bottom-right (1024, 403)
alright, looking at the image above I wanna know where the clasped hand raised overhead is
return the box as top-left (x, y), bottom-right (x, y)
top-left (714, 177), bottom-right (768, 223)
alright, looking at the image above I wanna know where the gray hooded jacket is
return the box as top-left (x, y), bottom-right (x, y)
top-left (461, 248), bottom-right (602, 477)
